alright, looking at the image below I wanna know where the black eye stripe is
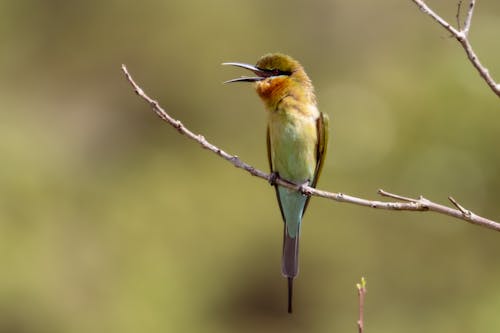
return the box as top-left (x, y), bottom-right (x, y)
top-left (257, 67), bottom-right (292, 77)
top-left (274, 69), bottom-right (292, 76)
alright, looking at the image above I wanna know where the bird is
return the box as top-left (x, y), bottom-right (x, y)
top-left (223, 53), bottom-right (329, 313)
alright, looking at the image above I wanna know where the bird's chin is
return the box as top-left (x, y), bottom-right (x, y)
top-left (256, 76), bottom-right (284, 90)
top-left (255, 77), bottom-right (287, 105)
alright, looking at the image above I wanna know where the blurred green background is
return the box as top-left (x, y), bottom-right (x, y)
top-left (1, 0), bottom-right (500, 332)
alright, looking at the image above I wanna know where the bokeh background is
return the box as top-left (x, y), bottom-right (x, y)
top-left (1, 0), bottom-right (500, 332)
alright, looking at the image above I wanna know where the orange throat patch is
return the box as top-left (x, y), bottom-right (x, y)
top-left (255, 77), bottom-right (289, 109)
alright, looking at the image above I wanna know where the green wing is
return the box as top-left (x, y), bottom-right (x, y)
top-left (302, 111), bottom-right (329, 215)
top-left (312, 112), bottom-right (329, 188)
top-left (267, 126), bottom-right (286, 222)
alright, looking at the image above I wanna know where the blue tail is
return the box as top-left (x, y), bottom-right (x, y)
top-left (283, 225), bottom-right (299, 313)
top-left (278, 187), bottom-right (307, 313)
top-left (282, 224), bottom-right (300, 278)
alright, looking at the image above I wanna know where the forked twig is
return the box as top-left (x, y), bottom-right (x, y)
top-left (411, 0), bottom-right (500, 97)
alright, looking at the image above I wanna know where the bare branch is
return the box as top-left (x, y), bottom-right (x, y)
top-left (411, 0), bottom-right (500, 98)
top-left (121, 64), bottom-right (500, 232)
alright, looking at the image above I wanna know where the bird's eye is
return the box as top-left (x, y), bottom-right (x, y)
top-left (268, 68), bottom-right (291, 76)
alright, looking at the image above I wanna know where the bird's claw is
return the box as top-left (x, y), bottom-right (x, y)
top-left (299, 181), bottom-right (312, 196)
top-left (268, 172), bottom-right (279, 186)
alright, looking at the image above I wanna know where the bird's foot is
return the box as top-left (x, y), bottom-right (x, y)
top-left (298, 181), bottom-right (312, 196)
top-left (268, 172), bottom-right (279, 186)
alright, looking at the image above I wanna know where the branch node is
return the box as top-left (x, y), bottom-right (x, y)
top-left (456, 31), bottom-right (466, 42)
top-left (229, 155), bottom-right (239, 163)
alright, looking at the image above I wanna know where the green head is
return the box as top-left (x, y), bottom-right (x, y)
top-left (223, 53), bottom-right (315, 110)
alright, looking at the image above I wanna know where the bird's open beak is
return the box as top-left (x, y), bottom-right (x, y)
top-left (222, 62), bottom-right (270, 83)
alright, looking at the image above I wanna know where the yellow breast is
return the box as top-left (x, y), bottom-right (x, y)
top-left (268, 100), bottom-right (319, 182)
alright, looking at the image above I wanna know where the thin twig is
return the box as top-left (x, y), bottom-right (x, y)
top-left (411, 0), bottom-right (500, 98)
top-left (377, 189), bottom-right (418, 203)
top-left (463, 0), bottom-right (475, 36)
top-left (456, 0), bottom-right (463, 31)
top-left (121, 64), bottom-right (500, 232)
top-left (412, 0), bottom-right (460, 36)
top-left (357, 277), bottom-right (367, 333)
top-left (448, 196), bottom-right (472, 218)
